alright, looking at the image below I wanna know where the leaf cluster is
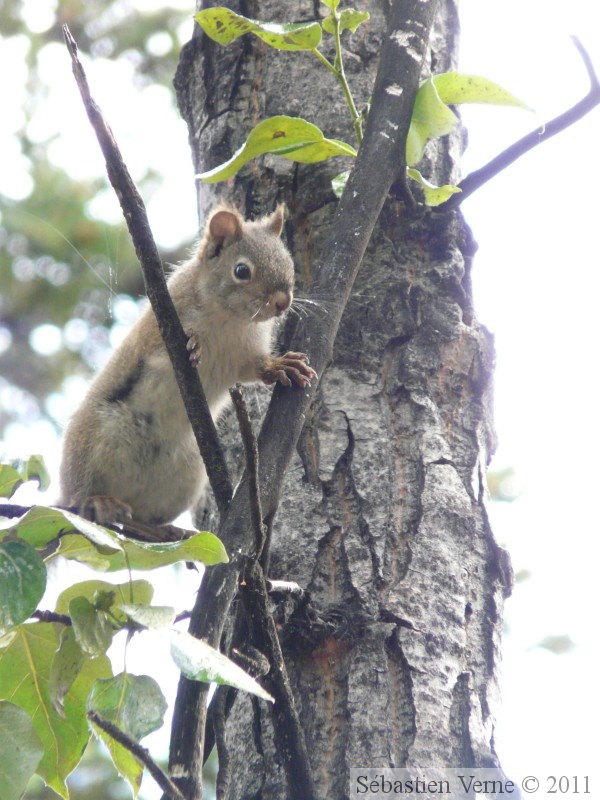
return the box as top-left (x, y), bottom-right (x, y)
top-left (194, 3), bottom-right (528, 205)
top-left (0, 458), bottom-right (271, 799)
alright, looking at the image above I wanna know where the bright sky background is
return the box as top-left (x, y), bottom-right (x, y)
top-left (2, 1), bottom-right (600, 797)
top-left (459, 0), bottom-right (600, 786)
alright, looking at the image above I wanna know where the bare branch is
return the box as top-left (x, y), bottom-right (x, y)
top-left (202, 645), bottom-right (270, 765)
top-left (244, 562), bottom-right (317, 800)
top-left (88, 711), bottom-right (186, 800)
top-left (571, 35), bottom-right (600, 87)
top-left (229, 385), bottom-right (265, 556)
top-left (0, 503), bottom-right (30, 520)
top-left (62, 25), bottom-right (233, 516)
top-left (31, 610), bottom-right (72, 626)
top-left (440, 37), bottom-right (600, 210)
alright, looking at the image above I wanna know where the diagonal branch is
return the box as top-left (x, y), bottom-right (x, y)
top-left (88, 711), bottom-right (185, 800)
top-left (441, 37), bottom-right (600, 211)
top-left (62, 25), bottom-right (233, 516)
top-left (244, 561), bottom-right (317, 800)
top-left (229, 385), bottom-right (265, 557)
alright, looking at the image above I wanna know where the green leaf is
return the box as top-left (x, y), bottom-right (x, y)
top-left (0, 541), bottom-right (47, 636)
top-left (197, 115), bottom-right (356, 183)
top-left (322, 9), bottom-right (369, 35)
top-left (332, 169), bottom-right (350, 198)
top-left (432, 71), bottom-right (529, 109)
top-left (195, 8), bottom-right (322, 51)
top-left (93, 590), bottom-right (117, 612)
top-left (171, 631), bottom-right (274, 703)
top-left (119, 604), bottom-right (176, 630)
top-left (49, 627), bottom-right (84, 717)
top-left (8, 506), bottom-right (78, 549)
top-left (103, 530), bottom-right (228, 571)
top-left (0, 465), bottom-right (24, 499)
top-left (22, 455), bottom-right (51, 492)
top-left (0, 701), bottom-right (44, 800)
top-left (58, 509), bottom-right (124, 553)
top-left (406, 77), bottom-right (458, 166)
top-left (9, 506), bottom-right (124, 564)
top-left (321, 0), bottom-right (340, 10)
top-left (69, 597), bottom-right (114, 657)
top-left (407, 167), bottom-right (462, 207)
top-left (56, 534), bottom-right (115, 570)
top-left (55, 579), bottom-right (154, 620)
top-left (88, 673), bottom-right (167, 797)
top-left (88, 673), bottom-right (167, 740)
top-left (0, 623), bottom-right (112, 798)
top-left (0, 455), bottom-right (50, 498)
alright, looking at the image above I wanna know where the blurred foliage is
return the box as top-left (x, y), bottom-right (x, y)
top-left (486, 466), bottom-right (522, 502)
top-left (0, 0), bottom-right (194, 438)
top-left (0, 0), bottom-right (190, 84)
top-left (0, 159), bottom-right (142, 396)
top-left (535, 634), bottom-right (577, 656)
top-left (514, 567), bottom-right (532, 584)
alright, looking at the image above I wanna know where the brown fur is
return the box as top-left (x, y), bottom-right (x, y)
top-left (59, 205), bottom-right (314, 525)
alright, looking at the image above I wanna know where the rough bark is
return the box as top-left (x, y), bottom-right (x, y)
top-left (173, 1), bottom-right (511, 797)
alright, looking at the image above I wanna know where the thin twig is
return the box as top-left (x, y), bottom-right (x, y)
top-left (440, 37), bottom-right (600, 211)
top-left (62, 25), bottom-right (233, 516)
top-left (88, 711), bottom-right (186, 800)
top-left (229, 385), bottom-right (265, 556)
top-left (244, 562), bottom-right (316, 799)
top-left (0, 503), bottom-right (31, 519)
top-left (203, 631), bottom-right (272, 765)
top-left (31, 610), bottom-right (72, 626)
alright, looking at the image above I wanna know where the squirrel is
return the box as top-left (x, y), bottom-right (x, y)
top-left (59, 204), bottom-right (316, 528)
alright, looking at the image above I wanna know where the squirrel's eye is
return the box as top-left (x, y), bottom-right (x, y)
top-left (233, 262), bottom-right (252, 281)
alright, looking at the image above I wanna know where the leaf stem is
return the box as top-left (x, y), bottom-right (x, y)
top-left (330, 8), bottom-right (362, 144)
top-left (311, 18), bottom-right (362, 145)
top-left (88, 711), bottom-right (186, 800)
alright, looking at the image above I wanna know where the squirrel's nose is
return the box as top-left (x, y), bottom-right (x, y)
top-left (273, 290), bottom-right (291, 315)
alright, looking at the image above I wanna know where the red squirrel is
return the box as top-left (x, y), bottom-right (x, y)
top-left (59, 205), bottom-right (315, 526)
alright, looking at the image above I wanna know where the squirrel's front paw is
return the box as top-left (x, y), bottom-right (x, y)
top-left (186, 329), bottom-right (202, 368)
top-left (81, 495), bottom-right (133, 526)
top-left (260, 352), bottom-right (317, 388)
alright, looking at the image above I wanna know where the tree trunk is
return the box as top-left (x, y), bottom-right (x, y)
top-left (173, 1), bottom-right (512, 797)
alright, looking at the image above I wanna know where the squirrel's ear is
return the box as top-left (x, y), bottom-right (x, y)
top-left (208, 209), bottom-right (243, 248)
top-left (265, 204), bottom-right (286, 238)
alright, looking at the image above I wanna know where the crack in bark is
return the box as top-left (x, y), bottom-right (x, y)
top-left (198, 106), bottom-right (235, 139)
top-left (380, 384), bottom-right (426, 593)
top-left (449, 672), bottom-right (476, 767)
top-left (310, 637), bottom-right (352, 800)
top-left (295, 385), bottom-right (322, 486)
top-left (384, 629), bottom-right (417, 766)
